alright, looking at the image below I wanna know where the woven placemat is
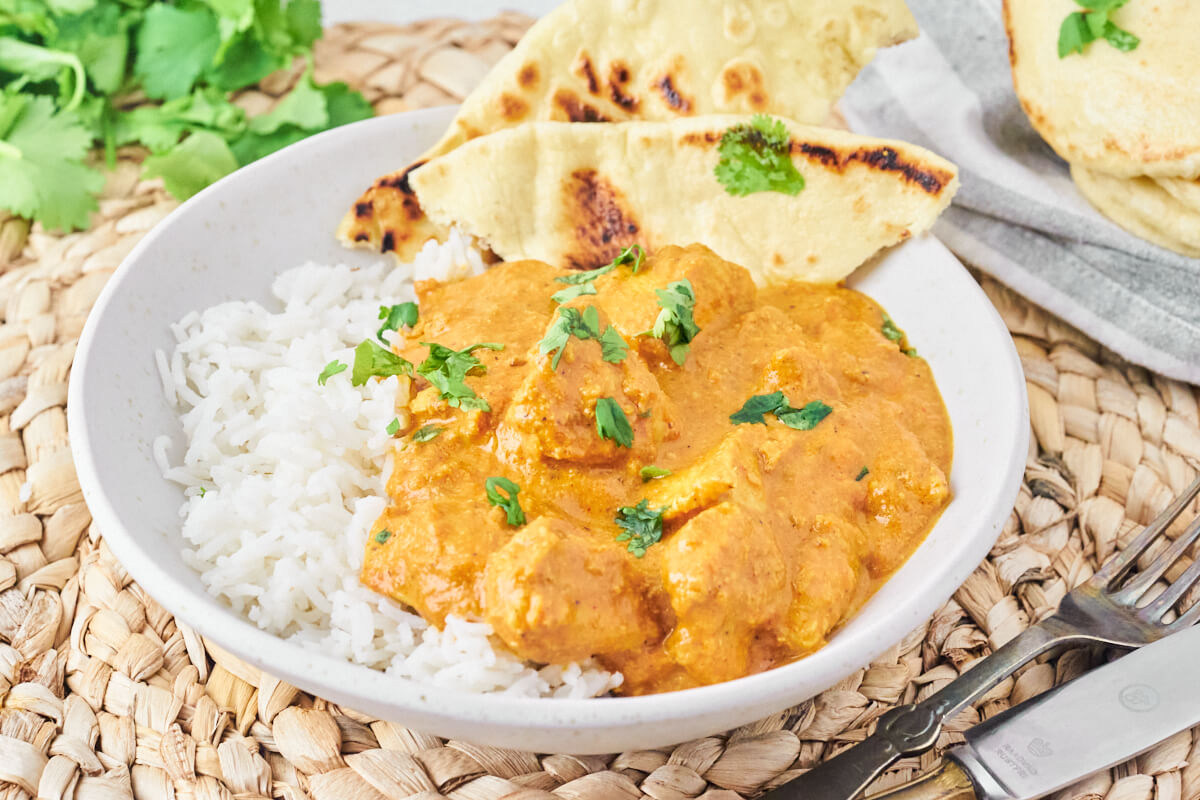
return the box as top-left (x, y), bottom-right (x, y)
top-left (1, 14), bottom-right (1199, 800)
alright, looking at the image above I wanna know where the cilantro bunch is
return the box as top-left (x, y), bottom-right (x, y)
top-left (0, 0), bottom-right (373, 231)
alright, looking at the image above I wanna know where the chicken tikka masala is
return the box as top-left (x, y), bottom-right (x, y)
top-left (361, 243), bottom-right (951, 695)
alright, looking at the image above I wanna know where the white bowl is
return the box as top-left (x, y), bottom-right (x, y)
top-left (69, 106), bottom-right (1028, 754)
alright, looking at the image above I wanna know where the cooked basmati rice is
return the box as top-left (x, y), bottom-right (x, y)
top-left (156, 232), bottom-right (621, 698)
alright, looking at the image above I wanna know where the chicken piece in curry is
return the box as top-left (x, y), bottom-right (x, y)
top-left (361, 244), bottom-right (952, 695)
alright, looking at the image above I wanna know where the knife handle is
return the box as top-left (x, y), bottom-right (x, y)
top-left (868, 762), bottom-right (977, 800)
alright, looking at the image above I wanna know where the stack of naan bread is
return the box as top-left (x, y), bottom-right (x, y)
top-left (1006, 0), bottom-right (1200, 258)
top-left (340, 0), bottom-right (961, 285)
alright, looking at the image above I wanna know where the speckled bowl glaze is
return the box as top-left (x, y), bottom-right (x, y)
top-left (69, 106), bottom-right (1028, 754)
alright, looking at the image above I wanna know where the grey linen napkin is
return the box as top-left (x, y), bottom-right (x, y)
top-left (840, 0), bottom-right (1200, 383)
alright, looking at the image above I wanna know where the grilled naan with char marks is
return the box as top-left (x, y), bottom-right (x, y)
top-left (338, 0), bottom-right (919, 262)
top-left (408, 116), bottom-right (958, 285)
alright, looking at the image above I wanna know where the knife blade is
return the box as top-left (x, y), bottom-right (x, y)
top-left (866, 619), bottom-right (1200, 799)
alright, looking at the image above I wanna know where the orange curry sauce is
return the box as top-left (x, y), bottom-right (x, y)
top-left (361, 244), bottom-right (952, 695)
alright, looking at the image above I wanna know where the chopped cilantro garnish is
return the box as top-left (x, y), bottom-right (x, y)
top-left (881, 313), bottom-right (919, 357)
top-left (485, 476), bottom-right (526, 527)
top-left (881, 314), bottom-right (904, 343)
top-left (615, 499), bottom-right (666, 557)
top-left (374, 529), bottom-right (391, 544)
top-left (777, 401), bottom-right (833, 431)
top-left (412, 425), bottom-right (443, 443)
top-left (351, 341), bottom-right (412, 386)
top-left (730, 392), bottom-right (832, 430)
top-left (729, 391), bottom-right (788, 425)
top-left (640, 465), bottom-right (672, 482)
top-left (198, 487), bottom-right (207, 497)
top-left (610, 244), bottom-right (646, 274)
top-left (385, 417), bottom-right (401, 436)
top-left (554, 244), bottom-right (646, 288)
top-left (714, 114), bottom-right (805, 197)
top-left (595, 398), bottom-right (634, 448)
top-left (377, 302), bottom-right (419, 343)
top-left (1059, 0), bottom-right (1139, 58)
top-left (856, 466), bottom-right (870, 481)
top-left (643, 279), bottom-right (700, 365)
top-left (417, 342), bottom-right (503, 412)
top-left (538, 305), bottom-right (628, 369)
top-left (551, 282), bottom-right (598, 305)
top-left (317, 359), bottom-right (348, 386)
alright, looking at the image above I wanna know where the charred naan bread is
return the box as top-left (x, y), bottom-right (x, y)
top-left (408, 116), bottom-right (958, 285)
top-left (340, 0), bottom-right (919, 261)
top-left (1005, 0), bottom-right (1200, 180)
top-left (1072, 165), bottom-right (1200, 258)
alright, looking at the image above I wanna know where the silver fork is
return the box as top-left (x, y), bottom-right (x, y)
top-left (764, 472), bottom-right (1200, 800)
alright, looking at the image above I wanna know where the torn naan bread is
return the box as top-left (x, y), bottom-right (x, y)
top-left (340, 0), bottom-right (919, 261)
top-left (1072, 165), bottom-right (1200, 258)
top-left (408, 116), bottom-right (958, 284)
top-left (1006, 0), bottom-right (1200, 180)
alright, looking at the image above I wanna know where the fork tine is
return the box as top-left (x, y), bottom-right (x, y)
top-left (1094, 473), bottom-right (1200, 588)
top-left (1115, 511), bottom-right (1200, 605)
top-left (1169, 589), bottom-right (1200, 632)
top-left (1139, 530), bottom-right (1200, 622)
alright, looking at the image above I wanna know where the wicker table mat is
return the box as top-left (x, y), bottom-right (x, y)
top-left (1, 14), bottom-right (1199, 800)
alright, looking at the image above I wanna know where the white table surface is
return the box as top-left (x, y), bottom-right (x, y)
top-left (322, 1), bottom-right (556, 25)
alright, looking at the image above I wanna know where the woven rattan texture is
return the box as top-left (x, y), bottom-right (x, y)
top-left (0, 14), bottom-right (1199, 800)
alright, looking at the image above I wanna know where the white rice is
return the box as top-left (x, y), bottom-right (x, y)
top-left (156, 232), bottom-right (621, 698)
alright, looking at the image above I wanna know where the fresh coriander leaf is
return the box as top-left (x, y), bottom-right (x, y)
top-left (856, 466), bottom-right (869, 481)
top-left (714, 114), bottom-right (805, 197)
top-left (0, 38), bottom-right (87, 110)
top-left (595, 397), bottom-right (634, 448)
top-left (1058, 11), bottom-right (1095, 56)
top-left (142, 130), bottom-right (238, 200)
top-left (417, 341), bottom-right (503, 411)
top-left (551, 282), bottom-right (597, 304)
top-left (538, 305), bottom-right (626, 368)
top-left (321, 80), bottom-right (375, 127)
top-left (730, 391), bottom-right (787, 425)
top-left (376, 302), bottom-right (418, 343)
top-left (610, 243), bottom-right (646, 274)
top-left (412, 425), bottom-right (443, 443)
top-left (135, 4), bottom-right (221, 99)
top-left (642, 279), bottom-right (700, 365)
top-left (247, 70), bottom-right (326, 133)
top-left (116, 88), bottom-right (247, 153)
top-left (777, 400), bottom-right (833, 431)
top-left (881, 313), bottom-right (904, 342)
top-left (351, 339), bottom-right (413, 386)
top-left (317, 359), bottom-right (347, 385)
top-left (641, 465), bottom-right (672, 482)
top-left (284, 0), bottom-right (323, 49)
top-left (1102, 21), bottom-right (1140, 51)
top-left (206, 30), bottom-right (286, 92)
top-left (373, 529), bottom-right (391, 544)
top-left (539, 307), bottom-right (578, 369)
top-left (1084, 7), bottom-right (1110, 38)
top-left (485, 476), bottom-right (526, 526)
top-left (903, 347), bottom-right (919, 358)
top-left (614, 499), bottom-right (666, 557)
top-left (555, 263), bottom-right (615, 285)
top-left (198, 486), bottom-right (207, 497)
top-left (599, 325), bottom-right (628, 364)
top-left (0, 93), bottom-right (103, 231)
top-left (385, 417), bottom-right (401, 436)
top-left (1079, 0), bottom-right (1129, 14)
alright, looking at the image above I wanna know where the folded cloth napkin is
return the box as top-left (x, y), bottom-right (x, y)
top-left (840, 0), bottom-right (1200, 384)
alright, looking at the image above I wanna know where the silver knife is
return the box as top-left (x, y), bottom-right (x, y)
top-left (806, 621), bottom-right (1200, 799)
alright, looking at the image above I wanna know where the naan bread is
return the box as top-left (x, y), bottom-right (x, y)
top-left (1005, 0), bottom-right (1200, 180)
top-left (409, 116), bottom-right (958, 285)
top-left (340, 0), bottom-right (919, 261)
top-left (1072, 165), bottom-right (1200, 258)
